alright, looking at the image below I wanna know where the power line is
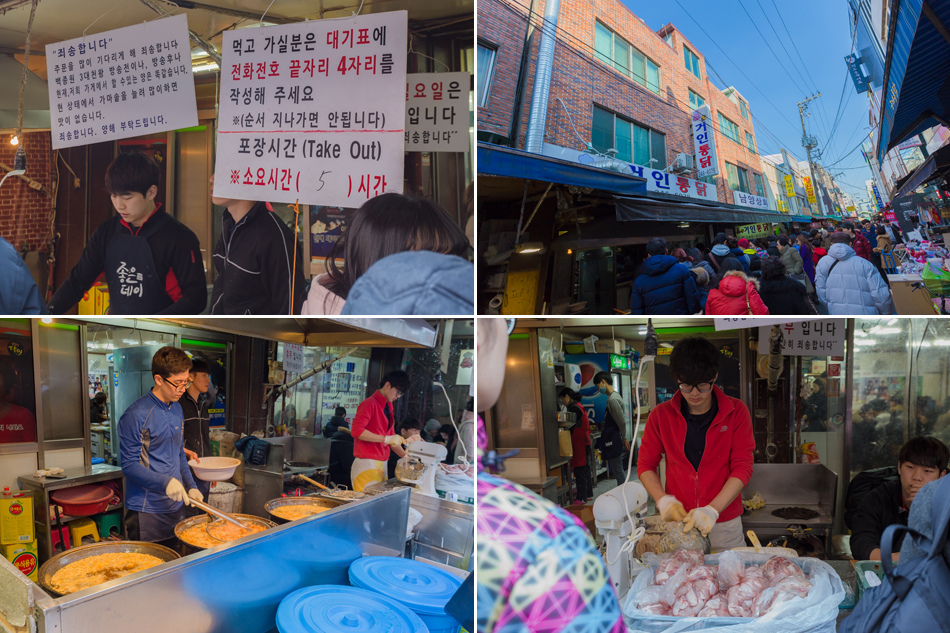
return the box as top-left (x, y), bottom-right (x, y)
top-left (736, 0), bottom-right (813, 98)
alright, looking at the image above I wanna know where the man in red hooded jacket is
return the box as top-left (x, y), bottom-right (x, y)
top-left (637, 336), bottom-right (755, 550)
top-left (842, 221), bottom-right (873, 262)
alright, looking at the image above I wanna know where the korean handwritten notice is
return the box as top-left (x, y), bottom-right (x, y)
top-left (215, 11), bottom-right (408, 207)
top-left (45, 14), bottom-right (198, 150)
top-left (405, 72), bottom-right (470, 152)
top-left (691, 104), bottom-right (719, 178)
top-left (758, 321), bottom-right (844, 356)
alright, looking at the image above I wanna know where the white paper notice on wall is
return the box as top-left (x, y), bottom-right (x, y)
top-left (405, 72), bottom-right (470, 152)
top-left (757, 321), bottom-right (845, 356)
top-left (283, 343), bottom-right (305, 374)
top-left (214, 11), bottom-right (408, 208)
top-left (45, 14), bottom-right (198, 150)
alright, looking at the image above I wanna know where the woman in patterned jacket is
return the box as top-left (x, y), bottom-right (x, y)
top-left (477, 318), bottom-right (625, 633)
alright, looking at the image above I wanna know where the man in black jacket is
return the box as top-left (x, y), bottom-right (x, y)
top-left (180, 357), bottom-right (212, 501)
top-left (48, 152), bottom-right (206, 314)
top-left (849, 436), bottom-right (947, 560)
top-left (208, 174), bottom-right (305, 314)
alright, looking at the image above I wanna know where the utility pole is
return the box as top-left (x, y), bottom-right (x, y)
top-left (798, 93), bottom-right (826, 216)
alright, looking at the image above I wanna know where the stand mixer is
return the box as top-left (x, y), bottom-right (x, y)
top-left (593, 480), bottom-right (649, 597)
top-left (394, 441), bottom-right (447, 497)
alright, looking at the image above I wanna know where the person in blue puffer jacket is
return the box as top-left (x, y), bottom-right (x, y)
top-left (630, 237), bottom-right (700, 314)
top-left (815, 232), bottom-right (894, 315)
top-left (0, 236), bottom-right (45, 314)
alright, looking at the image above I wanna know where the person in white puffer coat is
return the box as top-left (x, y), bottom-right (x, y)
top-left (815, 232), bottom-right (895, 314)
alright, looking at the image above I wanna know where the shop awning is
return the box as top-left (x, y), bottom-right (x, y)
top-left (894, 143), bottom-right (950, 197)
top-left (877, 0), bottom-right (950, 164)
top-left (478, 142), bottom-right (648, 196)
top-left (615, 194), bottom-right (806, 225)
top-left (157, 318), bottom-right (437, 348)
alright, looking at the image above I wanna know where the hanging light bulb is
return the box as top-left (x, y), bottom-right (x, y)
top-left (10, 136), bottom-right (18, 146)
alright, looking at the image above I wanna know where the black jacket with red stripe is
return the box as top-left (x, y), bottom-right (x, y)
top-left (47, 205), bottom-right (207, 314)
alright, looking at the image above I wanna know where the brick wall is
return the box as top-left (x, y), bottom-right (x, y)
top-left (0, 131), bottom-right (52, 252)
top-left (478, 0), bottom-right (769, 203)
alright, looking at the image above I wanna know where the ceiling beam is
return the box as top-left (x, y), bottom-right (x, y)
top-left (0, 0), bottom-right (32, 16)
top-left (0, 46), bottom-right (45, 56)
top-left (168, 0), bottom-right (295, 25)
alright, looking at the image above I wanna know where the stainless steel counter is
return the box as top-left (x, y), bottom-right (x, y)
top-left (0, 488), bottom-right (412, 633)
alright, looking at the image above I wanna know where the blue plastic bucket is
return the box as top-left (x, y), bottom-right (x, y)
top-left (349, 557), bottom-right (462, 633)
top-left (276, 585), bottom-right (428, 633)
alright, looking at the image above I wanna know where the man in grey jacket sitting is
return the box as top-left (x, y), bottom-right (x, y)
top-left (815, 232), bottom-right (894, 315)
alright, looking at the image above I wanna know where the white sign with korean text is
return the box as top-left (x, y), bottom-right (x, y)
top-left (283, 343), bottom-right (305, 374)
top-left (732, 189), bottom-right (770, 210)
top-left (714, 317), bottom-right (824, 331)
top-left (757, 321), bottom-right (845, 356)
top-left (629, 165), bottom-right (717, 201)
top-left (405, 72), bottom-right (469, 152)
top-left (45, 14), bottom-right (197, 150)
top-left (215, 11), bottom-right (408, 207)
top-left (691, 104), bottom-right (719, 178)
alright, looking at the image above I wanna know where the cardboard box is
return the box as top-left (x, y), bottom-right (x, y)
top-left (2, 541), bottom-right (38, 581)
top-left (594, 338), bottom-right (626, 354)
top-left (0, 493), bottom-right (34, 545)
top-left (564, 503), bottom-right (597, 537)
top-left (78, 282), bottom-right (110, 315)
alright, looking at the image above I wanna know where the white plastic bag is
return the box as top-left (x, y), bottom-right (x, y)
top-left (621, 552), bottom-right (844, 633)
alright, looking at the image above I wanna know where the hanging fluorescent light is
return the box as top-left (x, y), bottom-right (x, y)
top-left (516, 242), bottom-right (545, 254)
top-left (192, 62), bottom-right (219, 73)
top-left (10, 136), bottom-right (18, 146)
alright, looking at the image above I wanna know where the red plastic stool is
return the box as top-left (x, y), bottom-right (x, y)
top-left (50, 526), bottom-right (71, 552)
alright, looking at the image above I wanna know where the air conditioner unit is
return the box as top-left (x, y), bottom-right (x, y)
top-left (671, 153), bottom-right (694, 174)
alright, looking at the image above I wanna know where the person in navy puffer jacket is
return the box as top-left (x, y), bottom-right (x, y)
top-left (630, 238), bottom-right (700, 314)
top-left (0, 236), bottom-right (45, 314)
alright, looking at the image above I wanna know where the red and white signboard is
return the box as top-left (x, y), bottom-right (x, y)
top-left (405, 72), bottom-right (469, 152)
top-left (214, 11), bottom-right (407, 207)
top-left (45, 15), bottom-right (197, 149)
top-left (692, 104), bottom-right (719, 178)
top-left (630, 165), bottom-right (717, 202)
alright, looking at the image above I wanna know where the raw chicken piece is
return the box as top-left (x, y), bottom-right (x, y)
top-left (752, 575), bottom-right (814, 616)
top-left (697, 594), bottom-right (731, 617)
top-left (716, 551), bottom-right (746, 590)
top-left (726, 566), bottom-right (768, 617)
top-left (762, 556), bottom-right (805, 585)
top-left (653, 549), bottom-right (704, 585)
top-left (640, 602), bottom-right (672, 615)
top-left (670, 566), bottom-right (719, 617)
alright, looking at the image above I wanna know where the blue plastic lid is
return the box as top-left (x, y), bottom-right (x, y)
top-left (349, 557), bottom-right (462, 616)
top-left (90, 458), bottom-right (105, 464)
top-left (276, 585), bottom-right (427, 633)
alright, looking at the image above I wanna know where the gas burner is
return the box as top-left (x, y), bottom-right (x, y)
top-left (771, 506), bottom-right (820, 521)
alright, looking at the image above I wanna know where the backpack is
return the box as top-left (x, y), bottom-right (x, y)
top-left (839, 476), bottom-right (950, 633)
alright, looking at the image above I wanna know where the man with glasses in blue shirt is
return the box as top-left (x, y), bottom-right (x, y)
top-left (637, 337), bottom-right (755, 550)
top-left (119, 346), bottom-right (203, 547)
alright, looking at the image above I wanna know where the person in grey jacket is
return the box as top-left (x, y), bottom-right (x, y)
top-left (0, 236), bottom-right (45, 314)
top-left (815, 232), bottom-right (894, 315)
top-left (777, 236), bottom-right (814, 294)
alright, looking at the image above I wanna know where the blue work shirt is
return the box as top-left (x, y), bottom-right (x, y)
top-left (119, 390), bottom-right (198, 514)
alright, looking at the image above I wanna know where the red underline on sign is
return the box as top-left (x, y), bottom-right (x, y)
top-left (218, 129), bottom-right (404, 134)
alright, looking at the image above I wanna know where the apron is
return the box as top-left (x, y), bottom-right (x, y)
top-left (104, 233), bottom-right (173, 314)
top-left (708, 515), bottom-right (745, 551)
top-left (351, 458), bottom-right (387, 492)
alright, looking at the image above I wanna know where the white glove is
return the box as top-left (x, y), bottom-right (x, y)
top-left (188, 488), bottom-right (204, 504)
top-left (657, 495), bottom-right (688, 523)
top-left (384, 435), bottom-right (406, 448)
top-left (682, 505), bottom-right (719, 537)
top-left (165, 478), bottom-right (188, 504)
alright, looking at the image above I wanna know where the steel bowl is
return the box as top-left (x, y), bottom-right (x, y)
top-left (37, 541), bottom-right (179, 597)
top-left (263, 497), bottom-right (345, 524)
top-left (175, 513), bottom-right (276, 552)
top-left (312, 489), bottom-right (369, 503)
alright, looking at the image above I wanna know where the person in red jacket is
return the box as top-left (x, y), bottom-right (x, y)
top-left (350, 370), bottom-right (410, 491)
top-left (637, 336), bottom-right (755, 550)
top-left (841, 221), bottom-right (873, 262)
top-left (704, 263), bottom-right (769, 315)
top-left (559, 387), bottom-right (592, 504)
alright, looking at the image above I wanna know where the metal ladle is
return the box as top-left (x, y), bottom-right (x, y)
top-left (187, 497), bottom-right (247, 531)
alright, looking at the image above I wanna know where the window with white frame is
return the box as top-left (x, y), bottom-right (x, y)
top-left (688, 89), bottom-right (705, 110)
top-left (684, 45), bottom-right (701, 79)
top-left (594, 21), bottom-right (661, 95)
top-left (477, 42), bottom-right (497, 107)
top-left (718, 112), bottom-right (741, 144)
top-left (591, 105), bottom-right (666, 169)
top-left (726, 162), bottom-right (750, 193)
